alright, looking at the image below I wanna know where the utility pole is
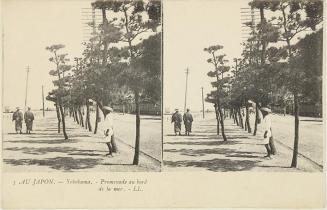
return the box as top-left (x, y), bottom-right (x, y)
top-left (184, 68), bottom-right (189, 112)
top-left (24, 66), bottom-right (30, 110)
top-left (240, 6), bottom-right (259, 41)
top-left (92, 6), bottom-right (96, 34)
top-left (201, 87), bottom-right (205, 119)
top-left (42, 85), bottom-right (45, 117)
top-left (81, 7), bottom-right (101, 42)
top-left (234, 58), bottom-right (238, 77)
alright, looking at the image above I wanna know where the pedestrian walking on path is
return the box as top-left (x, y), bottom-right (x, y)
top-left (183, 108), bottom-right (193, 136)
top-left (261, 107), bottom-right (273, 159)
top-left (102, 106), bottom-right (118, 156)
top-left (171, 109), bottom-right (182, 136)
top-left (24, 107), bottom-right (34, 134)
top-left (12, 107), bottom-right (23, 134)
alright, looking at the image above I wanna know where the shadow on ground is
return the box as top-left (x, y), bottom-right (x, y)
top-left (3, 126), bottom-right (109, 171)
top-left (164, 126), bottom-right (264, 171)
top-left (3, 157), bottom-right (101, 171)
top-left (165, 140), bottom-right (240, 146)
top-left (3, 130), bottom-right (97, 144)
top-left (164, 158), bottom-right (260, 172)
top-left (4, 139), bottom-right (80, 144)
top-left (300, 119), bottom-right (322, 122)
top-left (5, 146), bottom-right (104, 156)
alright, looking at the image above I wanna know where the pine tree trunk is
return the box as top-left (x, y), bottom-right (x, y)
top-left (214, 104), bottom-right (220, 135)
top-left (94, 103), bottom-right (99, 134)
top-left (72, 107), bottom-right (76, 122)
top-left (234, 109), bottom-right (239, 126)
top-left (74, 108), bottom-right (79, 124)
top-left (217, 103), bottom-right (227, 141)
top-left (238, 107), bottom-right (244, 128)
top-left (96, 100), bottom-right (105, 116)
top-left (86, 99), bottom-right (92, 132)
top-left (55, 104), bottom-right (61, 133)
top-left (133, 91), bottom-right (141, 165)
top-left (58, 103), bottom-right (68, 140)
top-left (73, 108), bottom-right (76, 121)
top-left (85, 106), bottom-right (88, 130)
top-left (291, 92), bottom-right (300, 167)
top-left (217, 112), bottom-right (220, 136)
top-left (78, 107), bottom-right (84, 127)
top-left (245, 116), bottom-right (248, 131)
top-left (246, 104), bottom-right (252, 133)
top-left (253, 103), bottom-right (260, 136)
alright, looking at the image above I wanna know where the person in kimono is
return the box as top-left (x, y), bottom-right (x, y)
top-left (24, 107), bottom-right (34, 134)
top-left (12, 107), bottom-right (23, 134)
top-left (260, 107), bottom-right (273, 159)
top-left (102, 106), bottom-right (118, 156)
top-left (171, 109), bottom-right (182, 136)
top-left (183, 108), bottom-right (193, 136)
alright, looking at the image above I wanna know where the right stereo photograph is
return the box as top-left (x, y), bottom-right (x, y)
top-left (163, 0), bottom-right (323, 172)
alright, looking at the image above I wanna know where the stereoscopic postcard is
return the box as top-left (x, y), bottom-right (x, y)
top-left (1, 0), bottom-right (325, 208)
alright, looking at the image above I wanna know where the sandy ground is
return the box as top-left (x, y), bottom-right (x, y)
top-left (2, 111), bottom-right (161, 172)
top-left (163, 112), bottom-right (323, 172)
top-left (2, 110), bottom-right (323, 172)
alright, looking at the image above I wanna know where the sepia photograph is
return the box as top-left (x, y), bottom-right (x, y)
top-left (1, 0), bottom-right (326, 209)
top-left (2, 0), bottom-right (162, 172)
top-left (163, 0), bottom-right (324, 172)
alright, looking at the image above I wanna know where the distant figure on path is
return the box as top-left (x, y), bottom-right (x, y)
top-left (102, 106), bottom-right (118, 156)
top-left (12, 107), bottom-right (23, 134)
top-left (171, 109), bottom-right (182, 136)
top-left (24, 107), bottom-right (34, 134)
top-left (260, 107), bottom-right (272, 159)
top-left (183, 108), bottom-right (193, 136)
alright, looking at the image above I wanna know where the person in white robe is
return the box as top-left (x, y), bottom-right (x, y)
top-left (102, 106), bottom-right (115, 156)
top-left (260, 107), bottom-right (272, 158)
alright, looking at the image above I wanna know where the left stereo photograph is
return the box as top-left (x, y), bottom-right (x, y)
top-left (2, 0), bottom-right (162, 172)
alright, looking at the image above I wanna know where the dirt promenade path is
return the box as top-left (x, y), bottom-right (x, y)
top-left (2, 111), bottom-right (160, 172)
top-left (163, 113), bottom-right (322, 172)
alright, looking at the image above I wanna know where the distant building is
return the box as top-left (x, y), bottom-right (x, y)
top-left (4, 106), bottom-right (11, 113)
top-left (113, 103), bottom-right (161, 116)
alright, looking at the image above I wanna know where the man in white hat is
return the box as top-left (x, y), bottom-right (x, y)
top-left (12, 107), bottom-right (23, 134)
top-left (102, 106), bottom-right (117, 156)
top-left (260, 107), bottom-right (272, 158)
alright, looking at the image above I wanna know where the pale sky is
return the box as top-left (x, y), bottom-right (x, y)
top-left (2, 0), bottom-right (93, 110)
top-left (2, 0), bottom-right (157, 111)
top-left (2, 0), bottom-right (248, 112)
top-left (2, 0), bottom-right (317, 112)
top-left (163, 0), bottom-right (249, 113)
